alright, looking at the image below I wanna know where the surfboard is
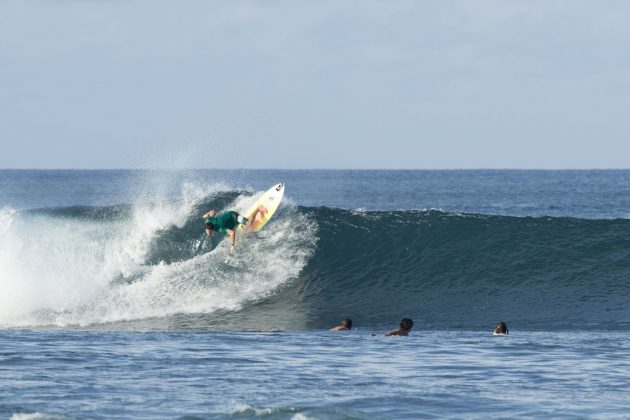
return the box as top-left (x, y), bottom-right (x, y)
top-left (239, 182), bottom-right (285, 232)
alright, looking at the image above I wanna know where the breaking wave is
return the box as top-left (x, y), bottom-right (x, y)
top-left (2, 190), bottom-right (629, 331)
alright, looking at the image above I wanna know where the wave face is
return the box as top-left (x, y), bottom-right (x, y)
top-left (1, 192), bottom-right (629, 331)
top-left (292, 208), bottom-right (630, 331)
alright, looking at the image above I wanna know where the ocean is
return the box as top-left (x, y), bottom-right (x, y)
top-left (1, 169), bottom-right (630, 418)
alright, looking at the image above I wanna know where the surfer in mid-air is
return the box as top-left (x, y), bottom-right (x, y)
top-left (202, 206), bottom-right (268, 255)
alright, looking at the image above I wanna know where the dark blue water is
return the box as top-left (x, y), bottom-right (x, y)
top-left (2, 170), bottom-right (630, 418)
top-left (2, 169), bottom-right (630, 217)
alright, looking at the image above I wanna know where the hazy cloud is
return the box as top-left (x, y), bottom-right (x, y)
top-left (1, 0), bottom-right (630, 168)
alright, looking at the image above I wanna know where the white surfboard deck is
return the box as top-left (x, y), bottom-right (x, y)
top-left (239, 182), bottom-right (285, 232)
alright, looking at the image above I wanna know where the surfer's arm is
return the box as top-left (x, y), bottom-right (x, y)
top-left (202, 210), bottom-right (217, 218)
top-left (227, 229), bottom-right (236, 255)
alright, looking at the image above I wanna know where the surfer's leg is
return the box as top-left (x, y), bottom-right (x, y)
top-left (247, 205), bottom-right (268, 229)
top-left (255, 205), bottom-right (268, 223)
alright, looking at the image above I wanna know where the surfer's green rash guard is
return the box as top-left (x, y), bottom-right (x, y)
top-left (204, 211), bottom-right (240, 235)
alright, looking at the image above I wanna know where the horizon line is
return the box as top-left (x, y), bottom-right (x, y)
top-left (1, 167), bottom-right (630, 171)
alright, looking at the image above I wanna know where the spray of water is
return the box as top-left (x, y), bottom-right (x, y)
top-left (0, 181), bottom-right (316, 328)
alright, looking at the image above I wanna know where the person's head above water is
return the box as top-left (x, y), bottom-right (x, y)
top-left (330, 318), bottom-right (352, 331)
top-left (493, 321), bottom-right (509, 335)
top-left (205, 223), bottom-right (215, 235)
top-left (400, 318), bottom-right (413, 331)
top-left (384, 317), bottom-right (414, 336)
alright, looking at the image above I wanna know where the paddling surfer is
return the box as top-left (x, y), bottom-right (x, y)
top-left (330, 318), bottom-right (353, 331)
top-left (493, 321), bottom-right (509, 335)
top-left (385, 318), bottom-right (414, 336)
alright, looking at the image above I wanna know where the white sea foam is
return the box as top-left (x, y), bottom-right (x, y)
top-left (0, 206), bottom-right (17, 235)
top-left (0, 183), bottom-right (316, 327)
top-left (10, 413), bottom-right (66, 420)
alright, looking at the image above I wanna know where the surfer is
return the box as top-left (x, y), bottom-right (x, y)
top-left (202, 206), bottom-right (268, 254)
top-left (330, 318), bottom-right (353, 331)
top-left (385, 318), bottom-right (413, 336)
top-left (202, 210), bottom-right (247, 255)
top-left (493, 321), bottom-right (509, 335)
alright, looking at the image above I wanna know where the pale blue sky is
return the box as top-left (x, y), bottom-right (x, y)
top-left (1, 0), bottom-right (629, 169)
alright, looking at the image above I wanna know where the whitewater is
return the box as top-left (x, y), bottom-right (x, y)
top-left (0, 182), bottom-right (317, 329)
top-left (2, 169), bottom-right (630, 418)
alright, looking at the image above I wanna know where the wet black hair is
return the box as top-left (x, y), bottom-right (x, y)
top-left (400, 318), bottom-right (413, 330)
top-left (205, 223), bottom-right (215, 232)
top-left (494, 321), bottom-right (509, 335)
top-left (342, 318), bottom-right (352, 329)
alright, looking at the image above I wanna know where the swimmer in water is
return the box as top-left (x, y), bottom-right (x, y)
top-left (493, 321), bottom-right (509, 335)
top-left (385, 318), bottom-right (413, 336)
top-left (330, 318), bottom-right (352, 331)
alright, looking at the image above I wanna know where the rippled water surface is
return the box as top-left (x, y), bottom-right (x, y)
top-left (2, 170), bottom-right (630, 418)
top-left (3, 330), bottom-right (630, 419)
